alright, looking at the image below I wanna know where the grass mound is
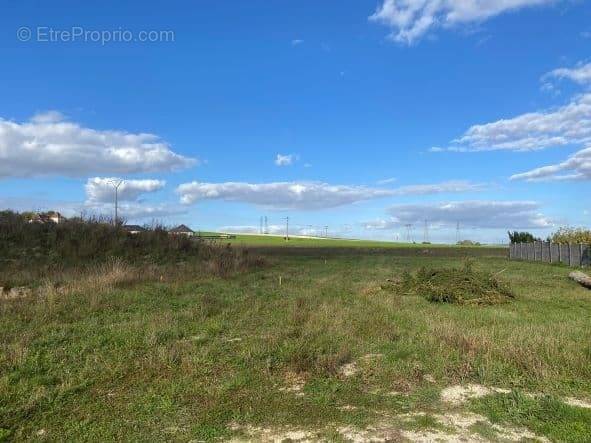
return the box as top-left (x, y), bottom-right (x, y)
top-left (383, 262), bottom-right (514, 305)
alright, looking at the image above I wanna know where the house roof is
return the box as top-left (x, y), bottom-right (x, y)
top-left (170, 224), bottom-right (194, 233)
top-left (123, 225), bottom-right (145, 232)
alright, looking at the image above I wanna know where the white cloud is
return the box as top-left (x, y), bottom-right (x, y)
top-left (369, 0), bottom-right (557, 44)
top-left (389, 180), bottom-right (486, 195)
top-left (275, 154), bottom-right (296, 166)
top-left (542, 62), bottom-right (591, 87)
top-left (83, 176), bottom-right (182, 221)
top-left (377, 177), bottom-right (397, 185)
top-left (365, 200), bottom-right (553, 230)
top-left (85, 177), bottom-right (166, 203)
top-left (176, 180), bottom-right (484, 210)
top-left (219, 224), bottom-right (327, 237)
top-left (0, 112), bottom-right (196, 178)
top-left (446, 93), bottom-right (591, 152)
top-left (291, 39), bottom-right (304, 46)
top-left (177, 181), bottom-right (394, 210)
top-left (83, 201), bottom-right (187, 221)
top-left (510, 145), bottom-right (591, 181)
top-left (219, 224), bottom-right (285, 235)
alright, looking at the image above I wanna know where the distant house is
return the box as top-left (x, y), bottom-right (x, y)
top-left (169, 224), bottom-right (195, 236)
top-left (123, 225), bottom-right (146, 235)
top-left (29, 211), bottom-right (66, 224)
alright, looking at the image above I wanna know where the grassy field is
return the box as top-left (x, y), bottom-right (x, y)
top-left (1, 247), bottom-right (591, 442)
top-left (205, 232), bottom-right (500, 249)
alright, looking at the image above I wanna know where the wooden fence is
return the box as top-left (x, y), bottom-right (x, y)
top-left (509, 241), bottom-right (591, 267)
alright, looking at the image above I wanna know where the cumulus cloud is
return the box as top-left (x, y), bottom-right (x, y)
top-left (510, 145), bottom-right (591, 181)
top-left (364, 200), bottom-right (553, 230)
top-left (542, 62), bottom-right (591, 87)
top-left (176, 180), bottom-right (484, 210)
top-left (442, 93), bottom-right (591, 152)
top-left (369, 0), bottom-right (557, 44)
top-left (85, 177), bottom-right (166, 203)
top-left (84, 201), bottom-right (187, 221)
top-left (0, 112), bottom-right (196, 178)
top-left (275, 154), bottom-right (296, 166)
top-left (177, 181), bottom-right (394, 210)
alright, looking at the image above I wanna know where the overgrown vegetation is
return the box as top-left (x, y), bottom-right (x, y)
top-left (0, 210), bottom-right (263, 288)
top-left (1, 236), bottom-right (589, 441)
top-left (383, 261), bottom-right (515, 305)
top-left (549, 226), bottom-right (591, 244)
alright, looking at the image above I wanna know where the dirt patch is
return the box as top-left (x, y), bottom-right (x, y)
top-left (338, 362), bottom-right (359, 378)
top-left (338, 423), bottom-right (403, 442)
top-left (440, 384), bottom-right (511, 405)
top-left (382, 262), bottom-right (514, 305)
top-left (228, 410), bottom-right (549, 442)
top-left (227, 424), bottom-right (316, 442)
top-left (564, 397), bottom-right (591, 409)
top-left (400, 411), bottom-right (548, 442)
top-left (441, 384), bottom-right (591, 411)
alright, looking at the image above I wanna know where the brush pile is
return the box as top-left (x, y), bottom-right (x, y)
top-left (383, 262), bottom-right (514, 305)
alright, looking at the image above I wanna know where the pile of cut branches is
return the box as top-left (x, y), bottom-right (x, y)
top-left (383, 262), bottom-right (514, 305)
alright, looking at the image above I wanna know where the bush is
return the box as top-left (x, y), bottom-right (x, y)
top-left (457, 240), bottom-right (481, 246)
top-left (549, 227), bottom-right (591, 244)
top-left (0, 211), bottom-right (263, 276)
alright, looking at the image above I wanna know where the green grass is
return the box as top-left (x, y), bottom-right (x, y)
top-left (471, 392), bottom-right (591, 442)
top-left (1, 250), bottom-right (590, 441)
top-left (209, 232), bottom-right (499, 248)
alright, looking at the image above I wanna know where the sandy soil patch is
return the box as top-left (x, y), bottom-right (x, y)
top-left (278, 371), bottom-right (307, 397)
top-left (339, 362), bottom-right (359, 377)
top-left (564, 397), bottom-right (591, 409)
top-left (440, 384), bottom-right (511, 405)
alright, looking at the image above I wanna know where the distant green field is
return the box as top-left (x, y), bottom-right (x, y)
top-left (198, 233), bottom-right (497, 249)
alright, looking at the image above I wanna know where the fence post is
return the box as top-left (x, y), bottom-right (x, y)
top-left (558, 243), bottom-right (562, 263)
top-left (533, 241), bottom-right (537, 261)
top-left (580, 243), bottom-right (584, 267)
top-left (548, 242), bottom-right (552, 263)
top-left (568, 243), bottom-right (572, 267)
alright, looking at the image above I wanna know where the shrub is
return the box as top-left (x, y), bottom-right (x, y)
top-left (457, 240), bottom-right (481, 246)
top-left (549, 227), bottom-right (591, 244)
top-left (0, 211), bottom-right (263, 280)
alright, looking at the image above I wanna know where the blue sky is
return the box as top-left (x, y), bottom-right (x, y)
top-left (0, 0), bottom-right (589, 243)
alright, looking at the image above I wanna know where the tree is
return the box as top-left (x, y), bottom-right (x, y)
top-left (507, 231), bottom-right (539, 243)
